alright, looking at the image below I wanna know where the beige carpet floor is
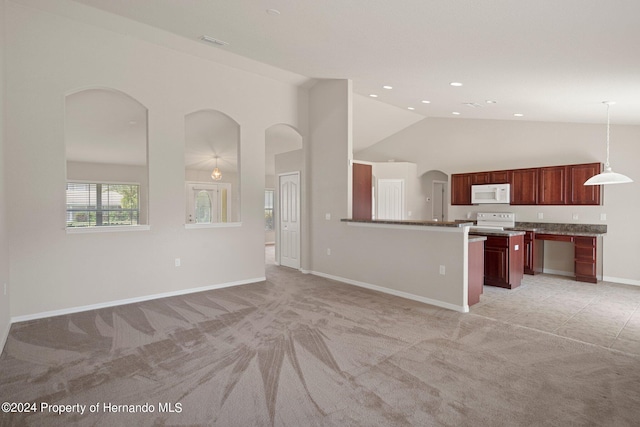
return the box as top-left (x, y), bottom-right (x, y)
top-left (1, 252), bottom-right (640, 426)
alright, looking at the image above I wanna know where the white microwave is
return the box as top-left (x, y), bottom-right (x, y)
top-left (471, 184), bottom-right (511, 204)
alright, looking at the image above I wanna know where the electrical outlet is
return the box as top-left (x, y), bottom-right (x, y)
top-left (327, 248), bottom-right (331, 256)
top-left (572, 213), bottom-right (579, 220)
top-left (439, 265), bottom-right (446, 275)
top-left (600, 213), bottom-right (607, 221)
top-left (537, 212), bottom-right (544, 219)
top-left (408, 211), bottom-right (412, 217)
top-left (175, 258), bottom-right (181, 267)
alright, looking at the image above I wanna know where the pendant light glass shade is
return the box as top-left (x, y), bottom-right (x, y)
top-left (211, 156), bottom-right (222, 181)
top-left (584, 102), bottom-right (633, 186)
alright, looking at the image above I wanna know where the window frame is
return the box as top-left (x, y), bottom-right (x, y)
top-left (65, 179), bottom-right (147, 233)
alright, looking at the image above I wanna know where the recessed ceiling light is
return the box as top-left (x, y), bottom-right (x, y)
top-left (369, 94), bottom-right (378, 98)
top-left (200, 35), bottom-right (229, 46)
top-left (485, 100), bottom-right (497, 104)
top-left (514, 113), bottom-right (524, 117)
top-left (421, 100), bottom-right (431, 104)
top-left (407, 107), bottom-right (415, 110)
top-left (450, 82), bottom-right (463, 87)
top-left (452, 112), bottom-right (461, 115)
top-left (266, 8), bottom-right (281, 15)
top-left (383, 85), bottom-right (393, 90)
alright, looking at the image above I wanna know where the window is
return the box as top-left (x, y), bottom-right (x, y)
top-left (265, 189), bottom-right (274, 231)
top-left (66, 182), bottom-right (140, 227)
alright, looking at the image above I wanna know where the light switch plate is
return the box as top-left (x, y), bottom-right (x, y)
top-left (325, 213), bottom-right (331, 220)
top-left (600, 213), bottom-right (607, 221)
top-left (537, 212), bottom-right (544, 219)
top-left (572, 213), bottom-right (579, 220)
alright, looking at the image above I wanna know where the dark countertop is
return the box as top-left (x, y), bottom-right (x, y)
top-left (342, 219), bottom-right (474, 228)
top-left (509, 221), bottom-right (607, 237)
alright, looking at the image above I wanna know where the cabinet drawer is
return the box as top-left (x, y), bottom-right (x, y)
top-left (485, 236), bottom-right (509, 248)
top-left (575, 245), bottom-right (596, 260)
top-left (535, 233), bottom-right (574, 242)
top-left (574, 236), bottom-right (596, 246)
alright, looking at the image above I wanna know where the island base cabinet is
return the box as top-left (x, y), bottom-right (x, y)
top-left (468, 240), bottom-right (485, 306)
top-left (484, 235), bottom-right (524, 289)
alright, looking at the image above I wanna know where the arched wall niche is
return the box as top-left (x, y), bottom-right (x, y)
top-left (65, 87), bottom-right (149, 228)
top-left (184, 109), bottom-right (241, 224)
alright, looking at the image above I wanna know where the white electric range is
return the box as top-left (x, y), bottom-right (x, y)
top-left (469, 212), bottom-right (516, 231)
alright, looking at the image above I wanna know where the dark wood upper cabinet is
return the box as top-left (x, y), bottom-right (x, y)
top-left (489, 170), bottom-right (511, 184)
top-left (471, 172), bottom-right (490, 185)
top-left (451, 173), bottom-right (472, 205)
top-left (352, 162), bottom-right (372, 220)
top-left (451, 162), bottom-right (601, 206)
top-left (510, 168), bottom-right (538, 205)
top-left (538, 165), bottom-right (568, 205)
top-left (567, 163), bottom-right (601, 205)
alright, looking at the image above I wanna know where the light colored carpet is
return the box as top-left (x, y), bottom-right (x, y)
top-left (1, 258), bottom-right (640, 426)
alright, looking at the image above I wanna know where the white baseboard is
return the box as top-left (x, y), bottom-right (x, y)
top-left (10, 277), bottom-right (266, 324)
top-left (603, 276), bottom-right (640, 287)
top-left (310, 271), bottom-right (468, 313)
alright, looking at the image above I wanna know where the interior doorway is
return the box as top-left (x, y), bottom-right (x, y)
top-left (377, 179), bottom-right (404, 220)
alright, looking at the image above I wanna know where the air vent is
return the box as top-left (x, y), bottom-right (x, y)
top-left (463, 102), bottom-right (482, 108)
top-left (200, 35), bottom-right (229, 46)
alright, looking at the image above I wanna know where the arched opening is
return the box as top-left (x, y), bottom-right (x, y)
top-left (420, 170), bottom-right (449, 221)
top-left (265, 124), bottom-right (303, 268)
top-left (65, 88), bottom-right (148, 228)
top-left (184, 109), bottom-right (241, 224)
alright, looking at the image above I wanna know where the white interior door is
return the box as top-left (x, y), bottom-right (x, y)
top-left (377, 179), bottom-right (404, 220)
top-left (279, 172), bottom-right (300, 269)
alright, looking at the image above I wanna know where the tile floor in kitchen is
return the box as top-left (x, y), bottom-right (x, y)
top-left (471, 273), bottom-right (640, 355)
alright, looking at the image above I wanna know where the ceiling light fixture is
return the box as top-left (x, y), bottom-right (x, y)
top-left (383, 85), bottom-right (393, 90)
top-left (584, 102), bottom-right (633, 186)
top-left (407, 107), bottom-right (415, 110)
top-left (266, 8), bottom-right (281, 15)
top-left (513, 113), bottom-right (524, 117)
top-left (452, 112), bottom-right (460, 115)
top-left (200, 35), bottom-right (229, 46)
top-left (450, 82), bottom-right (463, 87)
top-left (369, 94), bottom-right (378, 98)
top-left (211, 156), bottom-right (222, 181)
top-left (421, 100), bottom-right (431, 104)
top-left (485, 100), bottom-right (497, 104)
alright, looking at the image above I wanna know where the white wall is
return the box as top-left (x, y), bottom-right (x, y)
top-left (0, 0), bottom-right (11, 349)
top-left (4, 2), bottom-right (307, 318)
top-left (356, 117), bottom-right (640, 285)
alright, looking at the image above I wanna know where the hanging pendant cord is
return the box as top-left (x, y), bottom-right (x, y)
top-left (605, 103), bottom-right (611, 169)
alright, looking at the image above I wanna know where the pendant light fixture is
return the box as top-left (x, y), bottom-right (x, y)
top-left (584, 101), bottom-right (633, 185)
top-left (211, 156), bottom-right (222, 181)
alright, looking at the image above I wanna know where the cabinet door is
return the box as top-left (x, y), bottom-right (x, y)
top-left (472, 172), bottom-right (490, 185)
top-left (568, 163), bottom-right (602, 205)
top-left (484, 236), bottom-right (509, 287)
top-left (523, 232), bottom-right (534, 274)
top-left (510, 168), bottom-right (538, 205)
top-left (451, 174), bottom-right (472, 205)
top-left (539, 165), bottom-right (568, 205)
top-left (490, 170), bottom-right (510, 184)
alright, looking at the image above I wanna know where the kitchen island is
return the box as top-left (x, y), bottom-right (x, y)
top-left (339, 218), bottom-right (478, 312)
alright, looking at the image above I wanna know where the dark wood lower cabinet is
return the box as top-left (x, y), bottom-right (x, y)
top-left (484, 235), bottom-right (524, 289)
top-left (525, 233), bottom-right (599, 283)
top-left (574, 236), bottom-right (597, 283)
